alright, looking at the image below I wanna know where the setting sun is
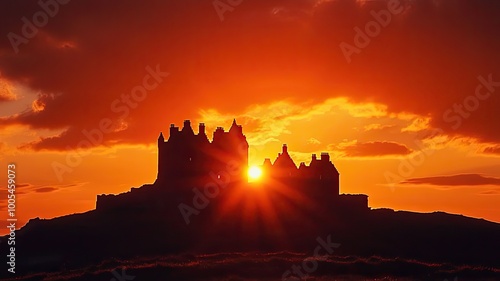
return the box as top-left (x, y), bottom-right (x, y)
top-left (248, 166), bottom-right (263, 181)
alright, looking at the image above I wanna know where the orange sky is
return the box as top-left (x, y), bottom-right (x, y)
top-left (0, 0), bottom-right (500, 234)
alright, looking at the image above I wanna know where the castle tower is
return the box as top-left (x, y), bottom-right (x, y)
top-left (156, 119), bottom-right (249, 185)
top-left (309, 152), bottom-right (340, 196)
top-left (272, 144), bottom-right (298, 178)
top-left (182, 120), bottom-right (194, 135)
top-left (168, 124), bottom-right (179, 141)
top-left (157, 132), bottom-right (165, 182)
top-left (212, 119), bottom-right (248, 182)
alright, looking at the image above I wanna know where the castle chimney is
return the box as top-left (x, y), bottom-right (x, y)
top-left (321, 152), bottom-right (330, 161)
top-left (169, 124), bottom-right (179, 136)
top-left (181, 119), bottom-right (195, 135)
top-left (199, 123), bottom-right (205, 135)
top-left (312, 154), bottom-right (317, 161)
top-left (282, 144), bottom-right (288, 154)
top-left (213, 127), bottom-right (225, 142)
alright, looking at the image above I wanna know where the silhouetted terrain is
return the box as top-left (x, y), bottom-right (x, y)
top-left (3, 252), bottom-right (498, 281)
top-left (2, 121), bottom-right (499, 280)
top-left (1, 182), bottom-right (499, 280)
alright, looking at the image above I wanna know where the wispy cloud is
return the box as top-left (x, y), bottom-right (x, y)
top-left (0, 182), bottom-right (85, 210)
top-left (401, 174), bottom-right (500, 186)
top-left (199, 97), bottom-right (389, 146)
top-left (482, 145), bottom-right (500, 155)
top-left (479, 190), bottom-right (500, 195)
top-left (307, 137), bottom-right (321, 145)
top-left (0, 78), bottom-right (16, 102)
top-left (363, 123), bottom-right (395, 132)
top-left (334, 140), bottom-right (412, 157)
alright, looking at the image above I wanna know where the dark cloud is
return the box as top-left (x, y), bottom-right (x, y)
top-left (0, 181), bottom-right (82, 213)
top-left (0, 182), bottom-right (81, 209)
top-left (0, 94), bottom-right (12, 102)
top-left (35, 187), bottom-right (57, 193)
top-left (401, 174), bottom-right (500, 186)
top-left (0, 0), bottom-right (499, 150)
top-left (480, 190), bottom-right (500, 195)
top-left (341, 141), bottom-right (412, 157)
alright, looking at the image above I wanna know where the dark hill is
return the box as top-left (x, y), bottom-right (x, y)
top-left (1, 182), bottom-right (499, 280)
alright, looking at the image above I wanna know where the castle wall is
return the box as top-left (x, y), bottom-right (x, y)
top-left (337, 194), bottom-right (369, 212)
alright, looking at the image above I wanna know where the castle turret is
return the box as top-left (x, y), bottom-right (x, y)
top-left (182, 120), bottom-right (194, 135)
top-left (229, 119), bottom-right (237, 132)
top-left (169, 124), bottom-right (179, 141)
top-left (229, 118), bottom-right (243, 135)
top-left (272, 143), bottom-right (297, 177)
top-left (157, 132), bottom-right (165, 183)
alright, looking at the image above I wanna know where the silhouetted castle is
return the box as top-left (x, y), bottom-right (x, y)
top-left (96, 119), bottom-right (368, 212)
top-left (263, 144), bottom-right (339, 194)
top-left (261, 144), bottom-right (367, 211)
top-left (156, 119), bottom-right (248, 184)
